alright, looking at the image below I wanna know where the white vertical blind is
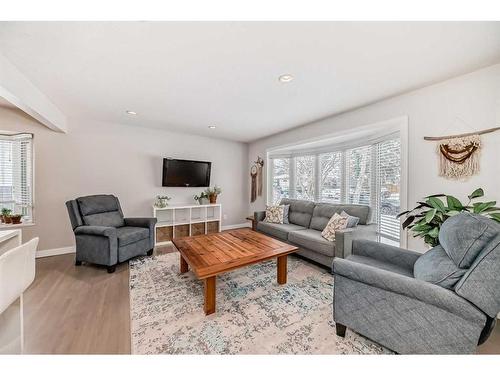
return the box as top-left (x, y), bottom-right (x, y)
top-left (269, 133), bottom-right (401, 242)
top-left (0, 133), bottom-right (33, 220)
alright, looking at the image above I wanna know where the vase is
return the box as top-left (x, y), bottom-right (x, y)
top-left (209, 194), bottom-right (217, 204)
top-left (156, 198), bottom-right (169, 208)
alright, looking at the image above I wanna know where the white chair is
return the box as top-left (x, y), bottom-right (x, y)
top-left (0, 237), bottom-right (39, 353)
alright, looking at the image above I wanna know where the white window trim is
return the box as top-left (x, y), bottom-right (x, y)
top-left (266, 116), bottom-right (409, 247)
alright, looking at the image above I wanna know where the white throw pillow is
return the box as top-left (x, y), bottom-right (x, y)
top-left (321, 213), bottom-right (348, 242)
top-left (264, 205), bottom-right (285, 224)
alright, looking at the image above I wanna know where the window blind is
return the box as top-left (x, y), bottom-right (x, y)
top-left (271, 158), bottom-right (290, 204)
top-left (319, 152), bottom-right (342, 203)
top-left (294, 155), bottom-right (315, 201)
top-left (0, 133), bottom-right (33, 220)
top-left (346, 145), bottom-right (372, 206)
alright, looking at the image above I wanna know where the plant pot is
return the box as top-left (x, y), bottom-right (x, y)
top-left (209, 194), bottom-right (217, 204)
top-left (10, 216), bottom-right (22, 225)
top-left (3, 216), bottom-right (12, 224)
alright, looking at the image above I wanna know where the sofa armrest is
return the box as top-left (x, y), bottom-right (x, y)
top-left (333, 258), bottom-right (486, 324)
top-left (124, 217), bottom-right (157, 231)
top-left (74, 225), bottom-right (116, 238)
top-left (254, 211), bottom-right (266, 222)
top-left (352, 239), bottom-right (422, 269)
top-left (334, 229), bottom-right (353, 258)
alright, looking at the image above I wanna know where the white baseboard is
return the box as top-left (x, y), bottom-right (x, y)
top-left (221, 222), bottom-right (251, 230)
top-left (36, 246), bottom-right (75, 258)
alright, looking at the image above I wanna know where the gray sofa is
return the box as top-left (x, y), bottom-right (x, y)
top-left (66, 194), bottom-right (157, 273)
top-left (333, 212), bottom-right (500, 354)
top-left (254, 198), bottom-right (377, 267)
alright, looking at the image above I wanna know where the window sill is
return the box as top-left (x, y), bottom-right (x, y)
top-left (0, 222), bottom-right (35, 229)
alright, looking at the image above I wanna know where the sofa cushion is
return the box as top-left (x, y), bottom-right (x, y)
top-left (341, 210), bottom-right (360, 228)
top-left (78, 194), bottom-right (125, 228)
top-left (280, 198), bottom-right (315, 227)
top-left (310, 203), bottom-right (371, 231)
top-left (413, 245), bottom-right (468, 289)
top-left (264, 205), bottom-right (285, 224)
top-left (116, 226), bottom-right (150, 247)
top-left (83, 211), bottom-right (125, 228)
top-left (321, 213), bottom-right (348, 241)
top-left (347, 254), bottom-right (414, 278)
top-left (289, 229), bottom-right (336, 257)
top-left (256, 222), bottom-right (306, 241)
top-left (439, 212), bottom-right (500, 268)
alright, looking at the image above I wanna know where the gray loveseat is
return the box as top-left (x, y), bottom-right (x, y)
top-left (333, 212), bottom-right (500, 354)
top-left (66, 194), bottom-right (157, 273)
top-left (254, 198), bottom-right (377, 267)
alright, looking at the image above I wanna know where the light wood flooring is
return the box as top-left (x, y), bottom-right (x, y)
top-left (22, 246), bottom-right (500, 354)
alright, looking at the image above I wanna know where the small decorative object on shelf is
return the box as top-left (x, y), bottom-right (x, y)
top-left (155, 195), bottom-right (171, 208)
top-left (194, 192), bottom-right (209, 205)
top-left (397, 187), bottom-right (500, 247)
top-left (1, 208), bottom-right (12, 224)
top-left (10, 214), bottom-right (22, 225)
top-left (204, 186), bottom-right (222, 204)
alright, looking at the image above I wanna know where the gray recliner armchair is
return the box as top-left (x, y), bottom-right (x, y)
top-left (333, 212), bottom-right (500, 354)
top-left (66, 194), bottom-right (157, 273)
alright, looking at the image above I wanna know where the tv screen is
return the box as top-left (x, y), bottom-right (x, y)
top-left (162, 158), bottom-right (211, 187)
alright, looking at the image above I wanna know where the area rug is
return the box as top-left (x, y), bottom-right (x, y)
top-left (129, 252), bottom-right (390, 354)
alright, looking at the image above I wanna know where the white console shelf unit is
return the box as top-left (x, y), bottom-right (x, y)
top-left (153, 203), bottom-right (222, 245)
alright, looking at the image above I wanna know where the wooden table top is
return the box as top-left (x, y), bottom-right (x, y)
top-left (172, 228), bottom-right (298, 279)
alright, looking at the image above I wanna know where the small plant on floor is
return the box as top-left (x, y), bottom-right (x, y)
top-left (194, 191), bottom-right (209, 205)
top-left (397, 188), bottom-right (500, 247)
top-left (204, 186), bottom-right (222, 204)
top-left (155, 195), bottom-right (171, 208)
top-left (1, 208), bottom-right (12, 224)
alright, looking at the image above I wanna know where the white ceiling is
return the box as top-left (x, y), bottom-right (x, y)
top-left (0, 22), bottom-right (499, 143)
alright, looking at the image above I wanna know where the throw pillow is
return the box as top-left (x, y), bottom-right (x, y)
top-left (340, 210), bottom-right (360, 228)
top-left (264, 205), bottom-right (285, 224)
top-left (282, 204), bottom-right (290, 224)
top-left (321, 213), bottom-right (348, 242)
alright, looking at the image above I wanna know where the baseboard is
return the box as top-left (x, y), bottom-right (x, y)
top-left (36, 246), bottom-right (75, 258)
top-left (221, 222), bottom-right (251, 230)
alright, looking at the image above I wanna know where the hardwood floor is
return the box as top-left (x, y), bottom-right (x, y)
top-left (22, 246), bottom-right (500, 354)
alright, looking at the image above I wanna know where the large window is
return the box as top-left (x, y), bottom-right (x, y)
top-left (269, 135), bottom-right (401, 242)
top-left (0, 133), bottom-right (33, 222)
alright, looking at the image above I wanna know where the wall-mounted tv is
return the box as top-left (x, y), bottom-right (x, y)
top-left (162, 158), bottom-right (211, 187)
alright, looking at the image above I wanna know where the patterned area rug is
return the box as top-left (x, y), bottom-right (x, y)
top-left (129, 252), bottom-right (389, 354)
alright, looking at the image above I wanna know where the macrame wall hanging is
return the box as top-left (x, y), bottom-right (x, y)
top-left (250, 157), bottom-right (264, 203)
top-left (424, 126), bottom-right (500, 180)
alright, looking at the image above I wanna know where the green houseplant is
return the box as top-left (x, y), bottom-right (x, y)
top-left (155, 195), bottom-right (171, 208)
top-left (398, 188), bottom-right (500, 247)
top-left (204, 186), bottom-right (222, 204)
top-left (1, 208), bottom-right (12, 224)
top-left (194, 192), bottom-right (209, 205)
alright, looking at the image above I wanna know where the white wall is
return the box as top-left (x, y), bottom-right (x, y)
top-left (249, 64), bottom-right (500, 251)
top-left (0, 107), bottom-right (249, 251)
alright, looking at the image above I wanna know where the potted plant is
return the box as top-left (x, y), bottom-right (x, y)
top-left (194, 192), bottom-right (209, 205)
top-left (204, 186), bottom-right (222, 204)
top-left (1, 208), bottom-right (12, 224)
top-left (155, 195), bottom-right (171, 208)
top-left (10, 214), bottom-right (23, 225)
top-left (398, 188), bottom-right (500, 247)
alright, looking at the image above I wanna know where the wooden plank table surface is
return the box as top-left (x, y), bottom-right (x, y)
top-left (172, 228), bottom-right (298, 315)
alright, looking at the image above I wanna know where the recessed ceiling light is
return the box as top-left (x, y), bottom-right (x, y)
top-left (278, 74), bottom-right (294, 83)
top-left (208, 125), bottom-right (217, 129)
top-left (126, 110), bottom-right (137, 115)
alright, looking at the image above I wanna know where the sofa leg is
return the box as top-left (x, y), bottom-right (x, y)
top-left (336, 323), bottom-right (346, 337)
top-left (147, 249), bottom-right (154, 256)
top-left (75, 260), bottom-right (82, 266)
top-left (107, 265), bottom-right (116, 273)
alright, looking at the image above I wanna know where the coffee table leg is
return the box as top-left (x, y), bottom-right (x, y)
top-left (180, 254), bottom-right (188, 273)
top-left (277, 255), bottom-right (287, 284)
top-left (204, 276), bottom-right (216, 315)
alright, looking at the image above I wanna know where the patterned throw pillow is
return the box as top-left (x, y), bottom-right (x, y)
top-left (264, 205), bottom-right (285, 224)
top-left (321, 213), bottom-right (348, 242)
top-left (340, 210), bottom-right (360, 228)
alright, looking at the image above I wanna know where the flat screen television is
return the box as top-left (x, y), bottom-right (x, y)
top-left (162, 158), bottom-right (211, 187)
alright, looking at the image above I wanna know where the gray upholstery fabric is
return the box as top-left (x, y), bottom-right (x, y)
top-left (346, 254), bottom-right (413, 278)
top-left (256, 221), bottom-right (306, 241)
top-left (334, 275), bottom-right (485, 354)
top-left (282, 204), bottom-right (290, 224)
top-left (414, 245), bottom-right (467, 289)
top-left (310, 203), bottom-right (371, 231)
top-left (439, 212), bottom-right (500, 268)
top-left (455, 234), bottom-right (500, 318)
top-left (116, 226), bottom-right (149, 247)
top-left (279, 198), bottom-right (315, 227)
top-left (351, 223), bottom-right (378, 241)
top-left (66, 195), bottom-right (156, 269)
top-left (289, 229), bottom-right (335, 257)
top-left (341, 210), bottom-right (360, 228)
top-left (352, 239), bottom-right (421, 270)
top-left (295, 248), bottom-right (335, 269)
top-left (118, 238), bottom-right (150, 262)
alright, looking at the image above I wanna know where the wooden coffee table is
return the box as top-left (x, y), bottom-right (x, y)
top-left (172, 228), bottom-right (298, 315)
